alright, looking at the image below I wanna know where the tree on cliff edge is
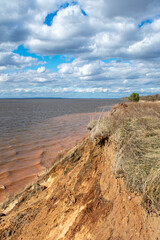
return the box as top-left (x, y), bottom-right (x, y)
top-left (128, 93), bottom-right (139, 102)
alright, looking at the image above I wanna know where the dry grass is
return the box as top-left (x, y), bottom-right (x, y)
top-left (89, 102), bottom-right (160, 213)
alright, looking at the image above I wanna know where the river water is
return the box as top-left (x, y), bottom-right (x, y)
top-left (0, 98), bottom-right (122, 202)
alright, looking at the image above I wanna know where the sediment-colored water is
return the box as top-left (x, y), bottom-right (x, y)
top-left (0, 99), bottom-right (122, 203)
top-left (0, 112), bottom-right (100, 202)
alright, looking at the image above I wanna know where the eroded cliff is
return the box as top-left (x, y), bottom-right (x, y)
top-left (0, 103), bottom-right (160, 240)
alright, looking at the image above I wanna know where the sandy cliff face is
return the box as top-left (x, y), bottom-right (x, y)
top-left (0, 136), bottom-right (160, 240)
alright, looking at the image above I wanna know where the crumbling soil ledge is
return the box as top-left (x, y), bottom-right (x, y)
top-left (0, 104), bottom-right (160, 239)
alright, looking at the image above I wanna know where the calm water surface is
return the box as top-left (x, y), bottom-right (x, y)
top-left (0, 98), bottom-right (122, 202)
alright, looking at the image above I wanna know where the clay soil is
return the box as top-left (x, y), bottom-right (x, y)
top-left (0, 136), bottom-right (160, 240)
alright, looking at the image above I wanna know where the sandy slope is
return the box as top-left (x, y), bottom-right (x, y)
top-left (0, 136), bottom-right (160, 240)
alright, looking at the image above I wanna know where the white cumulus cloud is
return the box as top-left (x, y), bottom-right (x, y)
top-left (0, 0), bottom-right (160, 97)
top-left (37, 66), bottom-right (46, 73)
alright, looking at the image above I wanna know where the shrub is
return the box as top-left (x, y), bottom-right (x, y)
top-left (140, 94), bottom-right (160, 102)
top-left (128, 92), bottom-right (139, 102)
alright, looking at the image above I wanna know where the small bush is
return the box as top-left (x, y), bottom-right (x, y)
top-left (128, 93), bottom-right (139, 102)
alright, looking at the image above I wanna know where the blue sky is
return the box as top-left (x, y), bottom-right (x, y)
top-left (0, 0), bottom-right (160, 98)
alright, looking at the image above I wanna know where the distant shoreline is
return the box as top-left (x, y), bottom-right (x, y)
top-left (0, 97), bottom-right (122, 100)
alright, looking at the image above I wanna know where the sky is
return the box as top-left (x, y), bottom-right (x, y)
top-left (0, 0), bottom-right (160, 98)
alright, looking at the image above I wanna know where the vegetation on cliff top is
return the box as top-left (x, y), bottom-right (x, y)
top-left (140, 94), bottom-right (160, 101)
top-left (128, 92), bottom-right (139, 102)
top-left (88, 102), bottom-right (160, 213)
top-left (122, 93), bottom-right (160, 102)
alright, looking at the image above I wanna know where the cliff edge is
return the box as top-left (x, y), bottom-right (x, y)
top-left (0, 102), bottom-right (160, 240)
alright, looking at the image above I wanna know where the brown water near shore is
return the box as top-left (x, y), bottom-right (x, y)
top-left (0, 111), bottom-right (109, 203)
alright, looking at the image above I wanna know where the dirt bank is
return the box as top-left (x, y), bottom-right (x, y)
top-left (0, 103), bottom-right (160, 240)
